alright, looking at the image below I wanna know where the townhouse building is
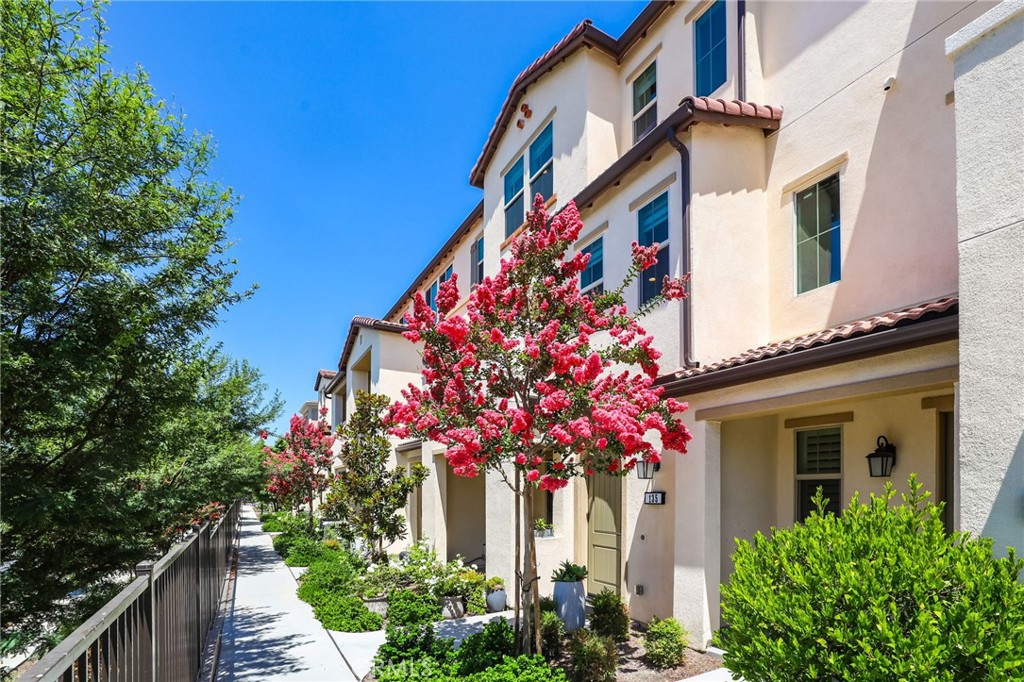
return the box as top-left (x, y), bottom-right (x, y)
top-left (319, 0), bottom-right (1021, 647)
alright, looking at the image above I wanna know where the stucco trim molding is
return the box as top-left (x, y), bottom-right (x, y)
top-left (781, 152), bottom-right (850, 196)
top-left (629, 172), bottom-right (678, 212)
top-left (783, 412), bottom-right (854, 429)
top-left (945, 0), bottom-right (1024, 58)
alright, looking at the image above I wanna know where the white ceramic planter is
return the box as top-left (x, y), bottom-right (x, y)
top-left (486, 589), bottom-right (507, 613)
top-left (441, 595), bottom-right (465, 619)
top-left (553, 580), bottom-right (585, 632)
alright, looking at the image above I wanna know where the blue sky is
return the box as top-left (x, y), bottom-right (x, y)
top-left (103, 1), bottom-right (648, 435)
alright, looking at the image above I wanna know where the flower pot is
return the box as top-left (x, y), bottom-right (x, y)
top-left (553, 580), bottom-right (585, 632)
top-left (534, 528), bottom-right (554, 538)
top-left (441, 595), bottom-right (465, 619)
top-left (362, 596), bottom-right (388, 618)
top-left (486, 589), bottom-right (507, 613)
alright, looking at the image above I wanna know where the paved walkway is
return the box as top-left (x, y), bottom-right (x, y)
top-left (219, 505), bottom-right (357, 681)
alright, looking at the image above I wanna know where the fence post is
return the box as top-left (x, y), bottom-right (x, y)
top-left (135, 560), bottom-right (156, 682)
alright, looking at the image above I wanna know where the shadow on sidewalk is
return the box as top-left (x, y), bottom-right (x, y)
top-left (222, 607), bottom-right (316, 680)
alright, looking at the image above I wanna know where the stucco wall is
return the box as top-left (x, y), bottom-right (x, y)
top-left (445, 466), bottom-right (487, 563)
top-left (947, 1), bottom-right (1024, 556)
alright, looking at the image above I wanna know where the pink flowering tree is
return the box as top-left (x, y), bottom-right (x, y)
top-left (262, 408), bottom-right (336, 532)
top-left (387, 195), bottom-right (692, 653)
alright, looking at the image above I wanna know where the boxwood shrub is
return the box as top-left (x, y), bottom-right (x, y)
top-left (313, 593), bottom-right (382, 632)
top-left (643, 617), bottom-right (687, 669)
top-left (387, 589), bottom-right (442, 627)
top-left (718, 477), bottom-right (1024, 681)
top-left (590, 589), bottom-right (630, 642)
top-left (375, 655), bottom-right (564, 682)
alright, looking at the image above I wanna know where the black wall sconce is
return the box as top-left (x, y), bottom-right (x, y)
top-left (866, 436), bottom-right (897, 477)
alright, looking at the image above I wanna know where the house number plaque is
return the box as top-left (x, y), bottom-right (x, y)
top-left (643, 491), bottom-right (666, 505)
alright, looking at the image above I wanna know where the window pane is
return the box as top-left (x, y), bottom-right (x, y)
top-left (504, 157), bottom-right (524, 202)
top-left (529, 123), bottom-right (553, 176)
top-left (531, 165), bottom-right (553, 202)
top-left (633, 106), bottom-right (658, 142)
top-left (798, 479), bottom-right (841, 520)
top-left (817, 229), bottom-right (838, 286)
top-left (797, 428), bottom-right (841, 475)
top-left (427, 281), bottom-right (438, 311)
top-left (795, 174), bottom-right (841, 293)
top-left (633, 62), bottom-right (657, 115)
top-left (796, 239), bottom-right (818, 294)
top-left (581, 238), bottom-right (603, 290)
top-left (641, 247), bottom-right (669, 305)
top-left (442, 265), bottom-right (453, 282)
top-left (639, 193), bottom-right (669, 246)
top-left (505, 194), bottom-right (524, 238)
top-left (795, 187), bottom-right (818, 241)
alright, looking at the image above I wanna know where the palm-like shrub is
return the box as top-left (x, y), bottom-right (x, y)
top-left (718, 477), bottom-right (1024, 681)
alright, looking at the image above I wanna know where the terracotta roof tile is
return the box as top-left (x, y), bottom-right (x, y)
top-left (687, 96), bottom-right (784, 121)
top-left (662, 296), bottom-right (959, 382)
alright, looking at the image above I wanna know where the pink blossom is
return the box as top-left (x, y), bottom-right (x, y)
top-left (526, 469), bottom-right (540, 482)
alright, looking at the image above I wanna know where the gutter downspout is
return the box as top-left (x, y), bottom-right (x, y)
top-left (667, 127), bottom-right (699, 370)
top-left (737, 0), bottom-right (747, 101)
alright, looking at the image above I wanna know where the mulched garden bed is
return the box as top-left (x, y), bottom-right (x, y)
top-left (613, 630), bottom-right (722, 681)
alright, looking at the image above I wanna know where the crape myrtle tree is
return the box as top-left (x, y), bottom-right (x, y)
top-left (387, 195), bottom-right (692, 653)
top-left (1, 0), bottom-right (281, 657)
top-left (262, 410), bottom-right (335, 531)
top-left (323, 391), bottom-right (429, 562)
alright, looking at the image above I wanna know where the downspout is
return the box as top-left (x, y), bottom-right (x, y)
top-left (737, 0), bottom-right (747, 101)
top-left (667, 126), bottom-right (699, 369)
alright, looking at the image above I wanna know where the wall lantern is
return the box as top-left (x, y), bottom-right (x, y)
top-left (866, 436), bottom-right (897, 477)
top-left (636, 460), bottom-right (661, 480)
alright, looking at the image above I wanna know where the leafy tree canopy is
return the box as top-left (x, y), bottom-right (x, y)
top-left (1, 0), bottom-right (280, 656)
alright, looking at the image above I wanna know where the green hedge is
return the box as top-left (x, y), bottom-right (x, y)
top-left (375, 655), bottom-right (565, 682)
top-left (718, 478), bottom-right (1024, 681)
top-left (313, 593), bottom-right (382, 632)
top-left (387, 589), bottom-right (442, 627)
top-left (643, 617), bottom-right (687, 669)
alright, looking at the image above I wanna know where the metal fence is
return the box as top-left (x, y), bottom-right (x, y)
top-left (19, 501), bottom-right (241, 682)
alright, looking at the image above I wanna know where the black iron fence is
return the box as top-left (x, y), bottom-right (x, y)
top-left (19, 501), bottom-right (241, 682)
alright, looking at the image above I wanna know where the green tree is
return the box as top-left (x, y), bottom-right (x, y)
top-left (0, 0), bottom-right (280, 655)
top-left (324, 391), bottom-right (428, 562)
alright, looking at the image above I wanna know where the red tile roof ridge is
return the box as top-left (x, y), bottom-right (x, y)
top-left (686, 96), bottom-right (784, 121)
top-left (662, 295), bottom-right (958, 382)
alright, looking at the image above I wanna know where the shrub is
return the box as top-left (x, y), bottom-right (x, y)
top-left (485, 576), bottom-right (505, 593)
top-left (539, 596), bottom-right (557, 613)
top-left (541, 610), bottom-right (565, 660)
top-left (374, 623), bottom-right (454, 667)
top-left (455, 617), bottom-right (516, 675)
top-left (719, 477), bottom-right (1024, 682)
top-left (462, 571), bottom-right (487, 616)
top-left (471, 655), bottom-right (567, 681)
top-left (260, 511), bottom-right (288, 532)
top-left (284, 536), bottom-right (331, 567)
top-left (312, 593), bottom-right (382, 632)
top-left (643, 617), bottom-right (687, 669)
top-left (296, 553), bottom-right (359, 607)
top-left (590, 589), bottom-right (629, 642)
top-left (375, 656), bottom-right (453, 682)
top-left (567, 630), bottom-right (616, 682)
top-left (387, 589), bottom-right (442, 627)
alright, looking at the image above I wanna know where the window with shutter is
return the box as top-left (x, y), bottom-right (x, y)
top-left (795, 427), bottom-right (842, 520)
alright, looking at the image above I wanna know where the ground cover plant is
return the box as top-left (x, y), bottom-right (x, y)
top-left (313, 593), bottom-right (382, 632)
top-left (718, 477), bottom-right (1024, 681)
top-left (260, 511), bottom-right (289, 532)
top-left (387, 195), bottom-right (691, 653)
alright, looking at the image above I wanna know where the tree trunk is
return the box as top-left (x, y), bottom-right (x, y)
top-left (513, 469), bottom-right (523, 654)
top-left (521, 485), bottom-right (541, 655)
top-left (528, 488), bottom-right (542, 655)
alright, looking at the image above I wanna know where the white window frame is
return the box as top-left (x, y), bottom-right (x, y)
top-left (528, 123), bottom-right (554, 198)
top-left (631, 60), bottom-right (658, 143)
top-left (792, 172), bottom-right (842, 297)
top-left (426, 263), bottom-right (454, 311)
top-left (471, 233), bottom-right (485, 287)
top-left (794, 425), bottom-right (843, 520)
top-left (504, 157), bottom-right (526, 237)
top-left (636, 193), bottom-right (670, 307)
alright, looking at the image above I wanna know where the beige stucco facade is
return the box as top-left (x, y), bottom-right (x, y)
top-left (309, 0), bottom-right (1020, 650)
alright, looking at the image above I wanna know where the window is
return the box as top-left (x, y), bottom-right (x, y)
top-left (695, 0), bottom-right (727, 97)
top-left (503, 122), bottom-right (555, 238)
top-left (638, 193), bottom-right (669, 305)
top-left (504, 158), bottom-right (525, 238)
top-left (529, 123), bottom-right (554, 204)
top-left (632, 61), bottom-right (657, 142)
top-left (426, 264), bottom-right (453, 311)
top-left (795, 427), bottom-right (842, 520)
top-left (470, 234), bottom-right (485, 286)
top-left (795, 173), bottom-right (841, 294)
top-left (580, 237), bottom-right (604, 295)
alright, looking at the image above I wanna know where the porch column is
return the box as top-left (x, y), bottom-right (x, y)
top-left (672, 417), bottom-right (721, 647)
top-left (419, 444), bottom-right (448, 559)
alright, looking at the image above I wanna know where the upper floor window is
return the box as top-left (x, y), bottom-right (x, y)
top-left (796, 427), bottom-right (842, 520)
top-left (504, 122), bottom-right (555, 238)
top-left (426, 264), bottom-right (453, 311)
top-left (638, 192), bottom-right (669, 305)
top-left (795, 174), bottom-right (841, 294)
top-left (632, 61), bottom-right (657, 142)
top-left (695, 0), bottom-right (727, 97)
top-left (470, 234), bottom-right (485, 286)
top-left (580, 236), bottom-right (604, 296)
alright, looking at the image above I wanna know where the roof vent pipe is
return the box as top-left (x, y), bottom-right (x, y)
top-left (667, 126), bottom-right (699, 370)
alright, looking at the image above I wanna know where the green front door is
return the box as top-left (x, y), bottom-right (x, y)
top-left (587, 473), bottom-right (622, 595)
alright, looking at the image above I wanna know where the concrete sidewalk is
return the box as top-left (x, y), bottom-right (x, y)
top-left (218, 505), bottom-right (358, 681)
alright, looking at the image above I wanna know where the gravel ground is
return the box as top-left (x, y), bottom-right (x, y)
top-left (614, 631), bottom-right (723, 681)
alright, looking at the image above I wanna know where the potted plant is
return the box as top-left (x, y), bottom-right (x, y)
top-left (485, 576), bottom-right (507, 613)
top-left (435, 566), bottom-right (467, 619)
top-left (551, 560), bottom-right (587, 632)
top-left (534, 517), bottom-right (554, 538)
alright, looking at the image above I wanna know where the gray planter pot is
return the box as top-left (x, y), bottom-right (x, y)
top-left (486, 589), bottom-right (507, 613)
top-left (553, 580), bottom-right (585, 632)
top-left (362, 596), bottom-right (388, 618)
top-left (441, 595), bottom-right (465, 619)
top-left (534, 528), bottom-right (554, 538)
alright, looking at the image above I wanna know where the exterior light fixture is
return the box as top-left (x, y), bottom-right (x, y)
top-left (636, 460), bottom-right (661, 480)
top-left (866, 436), bottom-right (896, 477)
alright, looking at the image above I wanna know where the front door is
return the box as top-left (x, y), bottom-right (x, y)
top-left (587, 473), bottom-right (622, 595)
